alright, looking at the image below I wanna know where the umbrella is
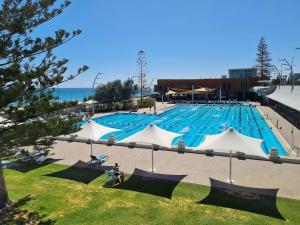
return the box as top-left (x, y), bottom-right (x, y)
top-left (118, 123), bottom-right (182, 172)
top-left (197, 127), bottom-right (266, 184)
top-left (75, 120), bottom-right (119, 155)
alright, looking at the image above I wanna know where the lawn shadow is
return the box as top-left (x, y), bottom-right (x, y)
top-left (107, 168), bottom-right (186, 199)
top-left (8, 159), bottom-right (62, 173)
top-left (45, 160), bottom-right (113, 184)
top-left (0, 195), bottom-right (55, 225)
top-left (198, 178), bottom-right (285, 220)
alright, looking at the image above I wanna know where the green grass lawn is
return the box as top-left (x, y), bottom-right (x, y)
top-left (2, 162), bottom-right (300, 225)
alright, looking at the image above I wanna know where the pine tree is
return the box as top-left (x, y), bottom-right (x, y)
top-left (0, 0), bottom-right (88, 207)
top-left (256, 37), bottom-right (272, 79)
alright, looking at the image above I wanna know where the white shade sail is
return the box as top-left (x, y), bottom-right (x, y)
top-left (119, 123), bottom-right (182, 148)
top-left (197, 127), bottom-right (267, 158)
top-left (75, 120), bottom-right (119, 141)
top-left (84, 100), bottom-right (99, 105)
top-left (165, 90), bottom-right (177, 96)
top-left (266, 85), bottom-right (300, 112)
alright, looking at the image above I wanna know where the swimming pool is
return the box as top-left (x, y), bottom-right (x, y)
top-left (92, 104), bottom-right (287, 156)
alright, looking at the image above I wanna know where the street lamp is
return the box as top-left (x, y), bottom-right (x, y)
top-left (272, 65), bottom-right (284, 85)
top-left (279, 58), bottom-right (295, 89)
top-left (148, 78), bottom-right (158, 93)
top-left (148, 78), bottom-right (158, 113)
top-left (92, 72), bottom-right (103, 115)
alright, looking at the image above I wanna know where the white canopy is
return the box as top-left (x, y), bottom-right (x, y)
top-left (75, 120), bottom-right (119, 141)
top-left (0, 116), bottom-right (13, 128)
top-left (197, 127), bottom-right (266, 158)
top-left (119, 123), bottom-right (182, 148)
top-left (165, 90), bottom-right (177, 96)
top-left (84, 100), bottom-right (99, 105)
top-left (266, 85), bottom-right (300, 112)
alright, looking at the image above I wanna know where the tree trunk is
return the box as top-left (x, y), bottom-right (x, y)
top-left (0, 161), bottom-right (9, 208)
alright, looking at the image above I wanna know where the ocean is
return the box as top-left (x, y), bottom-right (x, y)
top-left (53, 88), bottom-right (94, 102)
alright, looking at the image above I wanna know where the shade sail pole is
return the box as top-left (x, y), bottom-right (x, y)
top-left (229, 150), bottom-right (232, 183)
top-left (151, 146), bottom-right (154, 172)
top-left (90, 139), bottom-right (93, 156)
top-left (227, 150), bottom-right (234, 184)
top-left (149, 145), bottom-right (156, 173)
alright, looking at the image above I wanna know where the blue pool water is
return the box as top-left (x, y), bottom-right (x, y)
top-left (91, 104), bottom-right (287, 156)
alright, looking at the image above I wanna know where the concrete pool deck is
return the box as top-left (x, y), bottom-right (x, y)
top-left (258, 105), bottom-right (300, 155)
top-left (51, 140), bottom-right (300, 200)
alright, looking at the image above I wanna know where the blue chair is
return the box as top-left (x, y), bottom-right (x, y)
top-left (105, 170), bottom-right (117, 185)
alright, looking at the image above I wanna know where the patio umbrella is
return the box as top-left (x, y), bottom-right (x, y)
top-left (197, 127), bottom-right (266, 184)
top-left (75, 120), bottom-right (119, 155)
top-left (118, 123), bottom-right (182, 172)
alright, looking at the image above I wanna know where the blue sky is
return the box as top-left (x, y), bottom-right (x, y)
top-left (35, 0), bottom-right (300, 87)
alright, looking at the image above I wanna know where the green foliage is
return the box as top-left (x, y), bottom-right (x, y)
top-left (256, 37), bottom-right (272, 79)
top-left (0, 0), bottom-right (88, 157)
top-left (137, 97), bottom-right (154, 108)
top-left (94, 78), bottom-right (138, 110)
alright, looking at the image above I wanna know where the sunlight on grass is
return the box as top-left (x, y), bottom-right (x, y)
top-left (2, 163), bottom-right (300, 225)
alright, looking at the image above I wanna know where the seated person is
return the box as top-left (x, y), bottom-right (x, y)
top-left (113, 163), bottom-right (125, 183)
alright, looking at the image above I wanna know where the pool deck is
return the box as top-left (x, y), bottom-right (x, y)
top-left (257, 105), bottom-right (300, 156)
top-left (51, 139), bottom-right (300, 200)
top-left (92, 102), bottom-right (175, 119)
top-left (50, 103), bottom-right (300, 200)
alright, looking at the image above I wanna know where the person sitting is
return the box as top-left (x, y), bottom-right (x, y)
top-left (113, 163), bottom-right (125, 183)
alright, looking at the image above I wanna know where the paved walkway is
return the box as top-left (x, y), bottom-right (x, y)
top-left (92, 102), bottom-right (175, 118)
top-left (258, 105), bottom-right (300, 155)
top-left (51, 140), bottom-right (300, 200)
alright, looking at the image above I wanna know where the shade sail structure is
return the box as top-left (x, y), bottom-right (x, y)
top-left (197, 127), bottom-right (266, 158)
top-left (0, 116), bottom-right (13, 128)
top-left (181, 87), bottom-right (215, 94)
top-left (83, 100), bottom-right (99, 105)
top-left (266, 85), bottom-right (300, 112)
top-left (119, 123), bottom-right (182, 172)
top-left (74, 120), bottom-right (119, 155)
top-left (118, 123), bottom-right (181, 148)
top-left (75, 120), bottom-right (119, 141)
top-left (165, 90), bottom-right (177, 96)
top-left (197, 128), bottom-right (266, 184)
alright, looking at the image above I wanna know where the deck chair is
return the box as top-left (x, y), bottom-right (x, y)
top-left (15, 150), bottom-right (32, 163)
top-left (90, 154), bottom-right (108, 166)
top-left (105, 170), bottom-right (118, 185)
top-left (33, 155), bottom-right (48, 165)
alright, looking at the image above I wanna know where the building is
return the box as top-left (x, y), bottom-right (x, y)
top-left (229, 68), bottom-right (257, 79)
top-left (154, 77), bottom-right (260, 100)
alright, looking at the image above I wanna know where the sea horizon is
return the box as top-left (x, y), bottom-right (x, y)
top-left (53, 87), bottom-right (94, 102)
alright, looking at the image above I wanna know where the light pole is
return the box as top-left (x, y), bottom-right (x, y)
top-left (148, 78), bottom-right (157, 94)
top-left (279, 58), bottom-right (295, 89)
top-left (148, 78), bottom-right (158, 114)
top-left (272, 65), bottom-right (284, 86)
top-left (92, 72), bottom-right (103, 115)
